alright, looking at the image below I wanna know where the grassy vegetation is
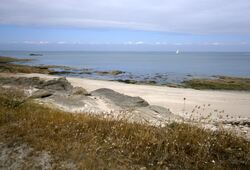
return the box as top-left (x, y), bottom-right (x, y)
top-left (0, 56), bottom-right (51, 74)
top-left (0, 87), bottom-right (249, 169)
top-left (0, 56), bottom-right (32, 63)
top-left (183, 76), bottom-right (250, 90)
top-left (0, 63), bottom-right (51, 74)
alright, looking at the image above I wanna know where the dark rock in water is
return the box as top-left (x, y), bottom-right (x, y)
top-left (72, 87), bottom-right (89, 95)
top-left (91, 88), bottom-right (149, 108)
top-left (29, 53), bottom-right (43, 56)
top-left (41, 77), bottom-right (73, 92)
top-left (109, 70), bottom-right (125, 75)
top-left (117, 79), bottom-right (157, 85)
top-left (143, 80), bottom-right (157, 85)
top-left (166, 83), bottom-right (182, 88)
top-left (79, 71), bottom-right (93, 75)
top-left (30, 89), bottom-right (54, 98)
top-left (49, 71), bottom-right (74, 75)
top-left (95, 70), bottom-right (125, 76)
top-left (117, 79), bottom-right (138, 84)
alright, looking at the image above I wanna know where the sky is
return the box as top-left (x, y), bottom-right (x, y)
top-left (0, 0), bottom-right (250, 51)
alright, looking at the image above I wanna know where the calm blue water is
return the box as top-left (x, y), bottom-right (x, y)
top-left (1, 51), bottom-right (250, 83)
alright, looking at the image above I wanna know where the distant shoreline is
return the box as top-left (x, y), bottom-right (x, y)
top-left (1, 51), bottom-right (250, 84)
top-left (1, 55), bottom-right (250, 91)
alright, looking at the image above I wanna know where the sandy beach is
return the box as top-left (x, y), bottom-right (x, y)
top-left (8, 73), bottom-right (249, 119)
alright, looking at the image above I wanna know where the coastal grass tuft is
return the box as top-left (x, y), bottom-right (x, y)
top-left (0, 87), bottom-right (249, 169)
top-left (183, 76), bottom-right (250, 90)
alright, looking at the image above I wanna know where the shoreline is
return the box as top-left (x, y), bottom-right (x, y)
top-left (1, 55), bottom-right (250, 91)
top-left (1, 55), bottom-right (250, 119)
top-left (2, 72), bottom-right (250, 119)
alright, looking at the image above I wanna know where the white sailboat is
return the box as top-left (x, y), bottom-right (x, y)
top-left (176, 49), bottom-right (179, 54)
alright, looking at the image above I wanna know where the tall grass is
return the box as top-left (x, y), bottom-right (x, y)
top-left (0, 87), bottom-right (249, 169)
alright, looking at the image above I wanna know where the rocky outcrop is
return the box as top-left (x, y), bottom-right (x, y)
top-left (72, 87), bottom-right (89, 95)
top-left (95, 70), bottom-right (125, 76)
top-left (0, 76), bottom-right (182, 125)
top-left (0, 77), bottom-right (73, 92)
top-left (30, 89), bottom-right (54, 99)
top-left (129, 105), bottom-right (182, 125)
top-left (0, 77), bottom-right (44, 88)
top-left (41, 77), bottom-right (73, 92)
top-left (116, 79), bottom-right (157, 85)
top-left (91, 88), bottom-right (149, 108)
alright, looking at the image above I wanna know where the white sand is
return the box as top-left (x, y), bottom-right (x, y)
top-left (11, 73), bottom-right (250, 119)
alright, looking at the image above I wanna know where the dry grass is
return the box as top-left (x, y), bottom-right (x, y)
top-left (183, 76), bottom-right (250, 90)
top-left (0, 87), bottom-right (249, 169)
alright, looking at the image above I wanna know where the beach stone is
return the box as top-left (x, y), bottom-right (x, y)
top-left (117, 79), bottom-right (138, 84)
top-left (25, 77), bottom-right (45, 88)
top-left (109, 70), bottom-right (125, 75)
top-left (148, 105), bottom-right (182, 119)
top-left (49, 71), bottom-right (74, 75)
top-left (148, 105), bottom-right (171, 114)
top-left (72, 87), bottom-right (89, 95)
top-left (91, 88), bottom-right (149, 108)
top-left (30, 89), bottom-right (54, 98)
top-left (95, 70), bottom-right (125, 75)
top-left (142, 80), bottom-right (157, 85)
top-left (129, 105), bottom-right (182, 125)
top-left (41, 77), bottom-right (73, 92)
top-left (0, 76), bottom-right (74, 93)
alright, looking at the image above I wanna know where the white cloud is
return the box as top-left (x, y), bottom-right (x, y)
top-left (8, 41), bottom-right (249, 47)
top-left (23, 41), bottom-right (49, 44)
top-left (123, 41), bottom-right (144, 45)
top-left (135, 41), bottom-right (144, 45)
top-left (0, 0), bottom-right (250, 34)
top-left (173, 43), bottom-right (183, 46)
top-left (240, 42), bottom-right (250, 45)
top-left (123, 41), bottom-right (133, 45)
top-left (211, 42), bottom-right (222, 46)
top-left (56, 41), bottom-right (67, 44)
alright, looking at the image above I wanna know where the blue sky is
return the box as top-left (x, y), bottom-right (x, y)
top-left (0, 0), bottom-right (250, 51)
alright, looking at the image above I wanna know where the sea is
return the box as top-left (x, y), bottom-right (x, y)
top-left (1, 51), bottom-right (250, 84)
